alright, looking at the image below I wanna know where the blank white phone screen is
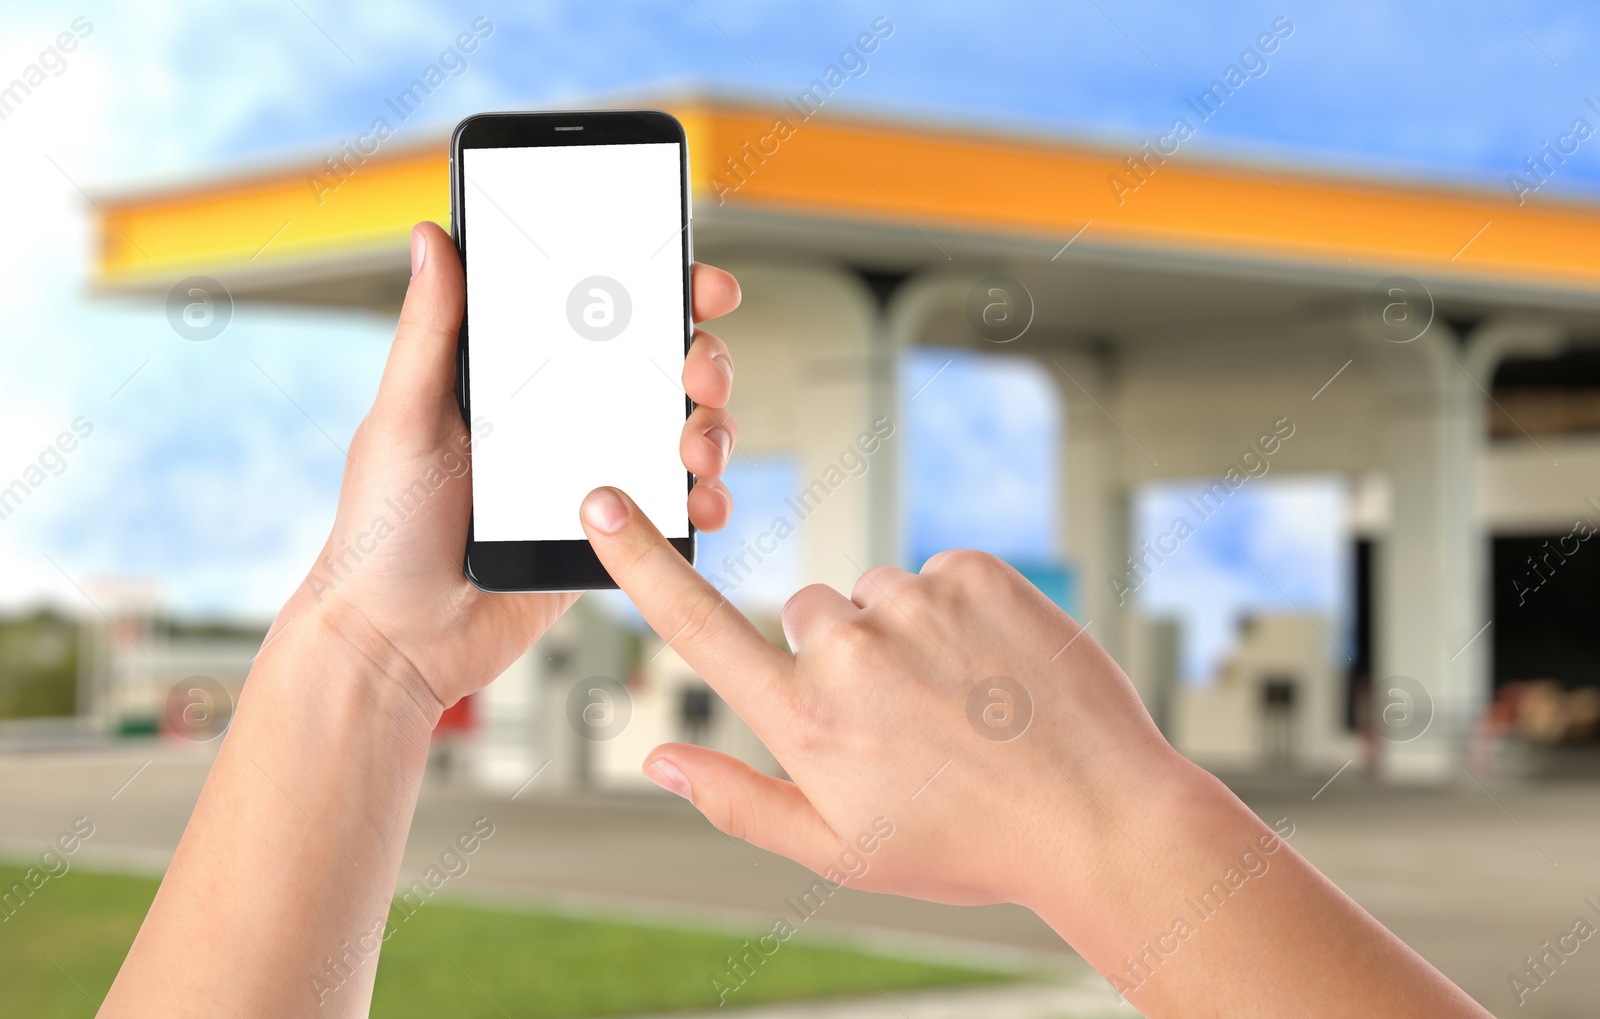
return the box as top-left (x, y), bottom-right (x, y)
top-left (463, 142), bottom-right (687, 542)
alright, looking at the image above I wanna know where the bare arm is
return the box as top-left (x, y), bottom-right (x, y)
top-left (102, 609), bottom-right (439, 1014)
top-left (104, 223), bottom-right (745, 1017)
top-left (577, 488), bottom-right (1493, 1019)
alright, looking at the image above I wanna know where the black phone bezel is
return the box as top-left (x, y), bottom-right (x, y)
top-left (450, 109), bottom-right (695, 592)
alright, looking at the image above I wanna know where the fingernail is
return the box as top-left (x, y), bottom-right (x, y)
top-left (705, 425), bottom-right (732, 462)
top-left (581, 488), bottom-right (629, 534)
top-left (646, 759), bottom-right (693, 801)
top-left (712, 352), bottom-right (733, 382)
top-left (410, 226), bottom-right (427, 277)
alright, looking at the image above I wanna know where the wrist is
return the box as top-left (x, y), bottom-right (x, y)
top-left (1012, 749), bottom-right (1242, 950)
top-left (1017, 751), bottom-right (1267, 972)
top-left (259, 599), bottom-right (445, 746)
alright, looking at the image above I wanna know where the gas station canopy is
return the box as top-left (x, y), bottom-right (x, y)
top-left (91, 95), bottom-right (1600, 325)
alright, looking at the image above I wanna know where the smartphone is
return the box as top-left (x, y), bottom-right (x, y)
top-left (450, 110), bottom-right (695, 591)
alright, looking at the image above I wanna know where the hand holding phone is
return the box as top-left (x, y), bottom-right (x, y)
top-left (100, 217), bottom-right (741, 1019)
top-left (279, 214), bottom-right (737, 711)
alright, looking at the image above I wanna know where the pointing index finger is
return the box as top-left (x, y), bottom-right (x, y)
top-left (580, 487), bottom-right (791, 711)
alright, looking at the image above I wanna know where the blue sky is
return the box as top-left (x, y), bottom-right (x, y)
top-left (3, 0), bottom-right (1597, 621)
top-left (902, 350), bottom-right (1058, 564)
top-left (141, 1), bottom-right (1600, 196)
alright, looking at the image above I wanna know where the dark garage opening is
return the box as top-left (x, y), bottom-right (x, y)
top-left (1492, 532), bottom-right (1600, 688)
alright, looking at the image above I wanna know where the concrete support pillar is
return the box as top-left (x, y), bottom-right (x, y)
top-left (702, 258), bottom-right (888, 593)
top-left (1051, 346), bottom-right (1129, 663)
top-left (1376, 318), bottom-right (1561, 780)
top-left (1377, 345), bottom-right (1478, 779)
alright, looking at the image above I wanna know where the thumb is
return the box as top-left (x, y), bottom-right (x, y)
top-left (644, 743), bottom-right (840, 870)
top-left (372, 222), bottom-right (464, 424)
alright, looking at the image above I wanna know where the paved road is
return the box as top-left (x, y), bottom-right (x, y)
top-left (4, 746), bottom-right (1600, 1016)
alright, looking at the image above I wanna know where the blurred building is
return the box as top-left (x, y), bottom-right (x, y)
top-left (75, 579), bottom-right (258, 741)
top-left (87, 94), bottom-right (1600, 783)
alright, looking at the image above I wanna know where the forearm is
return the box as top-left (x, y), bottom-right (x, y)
top-left (105, 604), bottom-right (441, 1017)
top-left (1025, 759), bottom-right (1491, 1018)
